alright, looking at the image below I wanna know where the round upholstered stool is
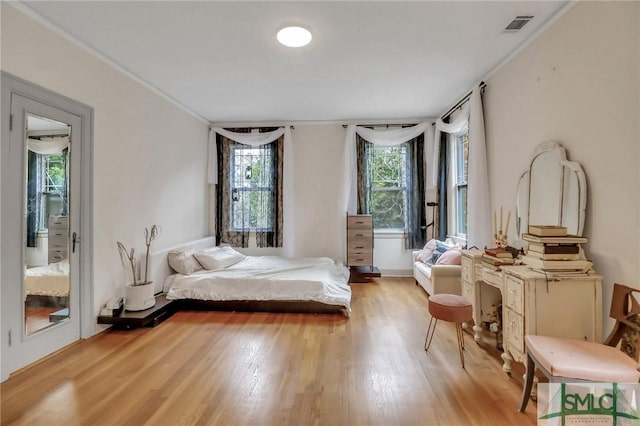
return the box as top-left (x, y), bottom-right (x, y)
top-left (425, 294), bottom-right (473, 368)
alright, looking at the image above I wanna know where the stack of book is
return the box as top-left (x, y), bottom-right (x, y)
top-left (521, 225), bottom-right (592, 275)
top-left (481, 247), bottom-right (516, 271)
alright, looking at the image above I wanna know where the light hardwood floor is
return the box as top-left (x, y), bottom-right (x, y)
top-left (1, 277), bottom-right (537, 425)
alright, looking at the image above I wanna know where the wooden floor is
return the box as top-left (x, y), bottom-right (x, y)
top-left (1, 277), bottom-right (537, 425)
top-left (25, 306), bottom-right (59, 335)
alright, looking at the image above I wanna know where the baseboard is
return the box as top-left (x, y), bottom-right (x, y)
top-left (379, 269), bottom-right (413, 277)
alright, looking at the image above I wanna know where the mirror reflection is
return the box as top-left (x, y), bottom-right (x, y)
top-left (529, 149), bottom-right (565, 228)
top-left (24, 114), bottom-right (71, 335)
top-left (516, 141), bottom-right (586, 238)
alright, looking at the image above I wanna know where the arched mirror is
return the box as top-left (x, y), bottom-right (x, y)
top-left (516, 141), bottom-right (586, 237)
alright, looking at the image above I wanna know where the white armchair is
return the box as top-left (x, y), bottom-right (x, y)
top-left (412, 251), bottom-right (462, 296)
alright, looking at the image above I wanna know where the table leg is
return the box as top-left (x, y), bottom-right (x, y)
top-left (501, 351), bottom-right (513, 376)
top-left (473, 324), bottom-right (483, 343)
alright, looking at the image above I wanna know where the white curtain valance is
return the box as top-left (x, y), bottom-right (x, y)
top-left (435, 101), bottom-right (471, 134)
top-left (427, 87), bottom-right (492, 248)
top-left (354, 122), bottom-right (430, 146)
top-left (28, 137), bottom-right (69, 155)
top-left (213, 127), bottom-right (286, 147)
top-left (428, 101), bottom-right (472, 187)
top-left (341, 122), bottom-right (431, 216)
top-left (207, 127), bottom-right (289, 185)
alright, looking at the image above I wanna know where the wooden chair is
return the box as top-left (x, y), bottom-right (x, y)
top-left (519, 283), bottom-right (640, 412)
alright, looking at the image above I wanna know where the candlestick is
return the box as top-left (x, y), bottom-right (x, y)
top-left (505, 211), bottom-right (511, 237)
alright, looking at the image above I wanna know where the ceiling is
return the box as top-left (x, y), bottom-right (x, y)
top-left (22, 1), bottom-right (570, 124)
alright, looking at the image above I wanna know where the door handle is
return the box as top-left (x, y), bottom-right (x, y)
top-left (72, 232), bottom-right (78, 253)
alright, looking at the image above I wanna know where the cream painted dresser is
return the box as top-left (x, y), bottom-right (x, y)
top-left (461, 250), bottom-right (603, 375)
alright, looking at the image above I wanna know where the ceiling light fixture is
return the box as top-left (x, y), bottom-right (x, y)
top-left (277, 26), bottom-right (312, 48)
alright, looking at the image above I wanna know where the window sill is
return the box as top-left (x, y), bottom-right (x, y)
top-left (374, 229), bottom-right (405, 239)
top-left (447, 235), bottom-right (467, 246)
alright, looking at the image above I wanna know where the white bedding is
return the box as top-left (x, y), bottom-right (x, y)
top-left (25, 260), bottom-right (69, 297)
top-left (165, 256), bottom-right (351, 313)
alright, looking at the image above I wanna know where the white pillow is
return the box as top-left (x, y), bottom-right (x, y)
top-left (167, 249), bottom-right (203, 275)
top-left (194, 246), bottom-right (245, 270)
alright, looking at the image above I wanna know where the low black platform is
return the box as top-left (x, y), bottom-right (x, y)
top-left (349, 266), bottom-right (381, 283)
top-left (97, 294), bottom-right (177, 328)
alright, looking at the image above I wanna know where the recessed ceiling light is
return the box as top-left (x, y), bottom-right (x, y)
top-left (277, 26), bottom-right (312, 48)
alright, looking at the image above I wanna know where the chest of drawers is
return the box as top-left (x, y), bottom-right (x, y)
top-left (48, 215), bottom-right (69, 263)
top-left (346, 215), bottom-right (373, 267)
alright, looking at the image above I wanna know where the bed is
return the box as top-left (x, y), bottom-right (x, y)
top-left (149, 237), bottom-right (351, 316)
top-left (24, 259), bottom-right (69, 306)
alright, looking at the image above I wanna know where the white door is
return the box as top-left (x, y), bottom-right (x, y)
top-left (2, 94), bottom-right (82, 376)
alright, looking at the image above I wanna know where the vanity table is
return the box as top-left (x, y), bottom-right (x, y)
top-left (462, 251), bottom-right (603, 375)
top-left (462, 140), bottom-right (603, 374)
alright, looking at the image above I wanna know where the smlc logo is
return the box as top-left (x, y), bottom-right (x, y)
top-left (538, 383), bottom-right (640, 425)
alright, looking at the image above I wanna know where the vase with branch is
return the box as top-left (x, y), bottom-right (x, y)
top-left (117, 224), bottom-right (160, 311)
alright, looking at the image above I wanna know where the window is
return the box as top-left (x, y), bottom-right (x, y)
top-left (33, 153), bottom-right (67, 231)
top-left (356, 132), bottom-right (426, 249)
top-left (452, 130), bottom-right (469, 237)
top-left (229, 146), bottom-right (274, 231)
top-left (215, 130), bottom-right (283, 249)
top-left (367, 145), bottom-right (408, 230)
top-left (42, 155), bottom-right (65, 193)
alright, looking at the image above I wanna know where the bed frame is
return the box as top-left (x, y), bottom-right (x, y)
top-left (25, 295), bottom-right (68, 308)
top-left (148, 237), bottom-right (348, 316)
top-left (174, 299), bottom-right (347, 315)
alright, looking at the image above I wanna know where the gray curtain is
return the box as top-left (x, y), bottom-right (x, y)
top-left (255, 128), bottom-right (283, 248)
top-left (26, 151), bottom-right (38, 248)
top-left (404, 134), bottom-right (426, 249)
top-left (355, 134), bottom-right (368, 214)
top-left (437, 132), bottom-right (448, 241)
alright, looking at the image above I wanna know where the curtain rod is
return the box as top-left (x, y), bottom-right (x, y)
top-left (341, 123), bottom-right (418, 129)
top-left (209, 125), bottom-right (295, 130)
top-left (437, 81), bottom-right (487, 123)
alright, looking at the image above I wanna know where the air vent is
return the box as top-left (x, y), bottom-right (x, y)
top-left (504, 15), bottom-right (534, 32)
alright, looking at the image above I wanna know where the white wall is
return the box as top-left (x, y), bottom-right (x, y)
top-left (289, 125), bottom-right (346, 261)
top-left (483, 1), bottom-right (640, 333)
top-left (373, 234), bottom-right (414, 276)
top-left (1, 4), bottom-right (210, 331)
top-left (229, 123), bottom-right (413, 275)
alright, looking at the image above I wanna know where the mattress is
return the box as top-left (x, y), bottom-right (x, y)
top-left (165, 256), bottom-right (351, 314)
top-left (25, 260), bottom-right (70, 297)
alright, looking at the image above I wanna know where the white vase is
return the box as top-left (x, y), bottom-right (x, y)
top-left (124, 281), bottom-right (156, 311)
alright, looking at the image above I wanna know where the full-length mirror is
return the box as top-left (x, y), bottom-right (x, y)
top-left (516, 141), bottom-right (586, 237)
top-left (24, 114), bottom-right (71, 335)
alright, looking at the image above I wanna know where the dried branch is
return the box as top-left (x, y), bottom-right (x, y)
top-left (143, 225), bottom-right (159, 284)
top-left (116, 241), bottom-right (136, 285)
top-left (116, 225), bottom-right (160, 287)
